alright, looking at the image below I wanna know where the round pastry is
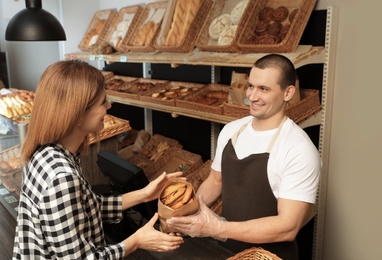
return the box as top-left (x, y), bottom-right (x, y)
top-left (258, 33), bottom-right (281, 44)
top-left (267, 21), bottom-right (282, 35)
top-left (0, 161), bottom-right (11, 172)
top-left (272, 6), bottom-right (289, 22)
top-left (255, 20), bottom-right (269, 34)
top-left (289, 8), bottom-right (299, 23)
top-left (231, 0), bottom-right (249, 25)
top-left (8, 157), bottom-right (21, 169)
top-left (280, 23), bottom-right (291, 37)
top-left (209, 14), bottom-right (232, 40)
top-left (218, 25), bottom-right (238, 46)
top-left (259, 7), bottom-right (274, 21)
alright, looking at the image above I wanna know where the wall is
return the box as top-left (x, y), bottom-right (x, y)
top-left (1, 0), bottom-right (382, 259)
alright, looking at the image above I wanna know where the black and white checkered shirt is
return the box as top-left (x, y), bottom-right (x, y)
top-left (13, 143), bottom-right (125, 259)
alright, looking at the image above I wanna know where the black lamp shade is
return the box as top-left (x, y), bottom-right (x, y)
top-left (5, 0), bottom-right (66, 41)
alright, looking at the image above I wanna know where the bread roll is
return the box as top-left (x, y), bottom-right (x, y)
top-left (230, 0), bottom-right (249, 25)
top-left (134, 21), bottom-right (155, 46)
top-left (8, 157), bottom-right (21, 169)
top-left (218, 25), bottom-right (237, 46)
top-left (208, 14), bottom-right (231, 40)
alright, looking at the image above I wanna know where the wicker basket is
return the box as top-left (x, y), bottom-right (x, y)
top-left (196, 0), bottom-right (265, 53)
top-left (100, 70), bottom-right (114, 81)
top-left (123, 1), bottom-right (168, 53)
top-left (227, 247), bottom-right (283, 260)
top-left (0, 145), bottom-right (21, 177)
top-left (103, 5), bottom-right (144, 53)
top-left (138, 134), bottom-right (183, 161)
top-left (144, 147), bottom-right (203, 182)
top-left (104, 75), bottom-right (139, 100)
top-left (154, 0), bottom-right (213, 53)
top-left (184, 159), bottom-right (212, 191)
top-left (88, 115), bottom-right (131, 144)
top-left (127, 154), bottom-right (154, 172)
top-left (78, 9), bottom-right (118, 52)
top-left (140, 81), bottom-right (205, 107)
top-left (223, 89), bottom-right (321, 124)
top-left (176, 83), bottom-right (229, 115)
top-left (237, 0), bottom-right (317, 53)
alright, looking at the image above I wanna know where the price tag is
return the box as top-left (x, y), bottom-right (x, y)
top-left (98, 55), bottom-right (104, 60)
top-left (70, 54), bottom-right (76, 60)
top-left (89, 55), bottom-right (95, 61)
top-left (120, 56), bottom-right (127, 62)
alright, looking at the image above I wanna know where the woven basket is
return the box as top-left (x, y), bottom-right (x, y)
top-left (100, 70), bottom-right (114, 81)
top-left (237, 0), bottom-right (317, 53)
top-left (196, 0), bottom-right (265, 53)
top-left (138, 134), bottom-right (183, 161)
top-left (154, 0), bottom-right (213, 53)
top-left (184, 159), bottom-right (212, 191)
top-left (227, 247), bottom-right (283, 260)
top-left (223, 89), bottom-right (321, 124)
top-left (104, 75), bottom-right (139, 100)
top-left (176, 83), bottom-right (229, 115)
top-left (0, 145), bottom-right (21, 177)
top-left (127, 154), bottom-right (154, 171)
top-left (123, 1), bottom-right (168, 53)
top-left (144, 147), bottom-right (203, 182)
top-left (103, 5), bottom-right (144, 53)
top-left (140, 81), bottom-right (205, 107)
top-left (78, 9), bottom-right (118, 52)
top-left (88, 115), bottom-right (131, 144)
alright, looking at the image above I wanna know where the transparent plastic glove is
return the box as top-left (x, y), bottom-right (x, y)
top-left (166, 196), bottom-right (227, 242)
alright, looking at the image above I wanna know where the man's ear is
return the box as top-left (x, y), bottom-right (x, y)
top-left (284, 85), bottom-right (296, 102)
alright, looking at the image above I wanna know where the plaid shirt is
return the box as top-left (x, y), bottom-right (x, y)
top-left (13, 143), bottom-right (125, 259)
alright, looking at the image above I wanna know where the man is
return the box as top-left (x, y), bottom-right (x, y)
top-left (167, 54), bottom-right (321, 260)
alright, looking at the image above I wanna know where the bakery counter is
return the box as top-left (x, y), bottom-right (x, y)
top-left (126, 237), bottom-right (235, 260)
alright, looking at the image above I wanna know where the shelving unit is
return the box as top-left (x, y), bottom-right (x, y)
top-left (64, 6), bottom-right (337, 260)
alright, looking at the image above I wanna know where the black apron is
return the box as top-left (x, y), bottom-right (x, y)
top-left (220, 118), bottom-right (298, 260)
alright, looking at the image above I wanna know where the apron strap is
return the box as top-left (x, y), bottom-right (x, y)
top-left (231, 119), bottom-right (252, 146)
top-left (266, 117), bottom-right (287, 153)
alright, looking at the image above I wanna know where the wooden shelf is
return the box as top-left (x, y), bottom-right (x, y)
top-left (65, 45), bottom-right (325, 68)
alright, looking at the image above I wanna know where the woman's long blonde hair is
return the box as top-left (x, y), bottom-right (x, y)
top-left (21, 60), bottom-right (105, 164)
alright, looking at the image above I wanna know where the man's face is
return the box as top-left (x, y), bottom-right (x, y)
top-left (246, 67), bottom-right (288, 122)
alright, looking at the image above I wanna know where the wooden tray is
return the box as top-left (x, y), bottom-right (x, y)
top-left (88, 115), bottom-right (131, 144)
top-left (104, 75), bottom-right (139, 100)
top-left (196, 0), bottom-right (264, 53)
top-left (223, 88), bottom-right (321, 124)
top-left (176, 83), bottom-right (229, 115)
top-left (237, 0), bottom-right (317, 53)
top-left (104, 5), bottom-right (144, 52)
top-left (140, 81), bottom-right (205, 107)
top-left (123, 1), bottom-right (168, 52)
top-left (0, 145), bottom-right (21, 177)
top-left (154, 0), bottom-right (213, 53)
top-left (144, 147), bottom-right (203, 182)
top-left (78, 9), bottom-right (118, 52)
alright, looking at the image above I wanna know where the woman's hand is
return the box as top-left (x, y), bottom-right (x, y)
top-left (142, 171), bottom-right (183, 203)
top-left (124, 213), bottom-right (184, 255)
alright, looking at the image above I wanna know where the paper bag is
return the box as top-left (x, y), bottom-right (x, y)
top-left (158, 177), bottom-right (199, 233)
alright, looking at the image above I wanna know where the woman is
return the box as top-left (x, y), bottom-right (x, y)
top-left (13, 60), bottom-right (183, 259)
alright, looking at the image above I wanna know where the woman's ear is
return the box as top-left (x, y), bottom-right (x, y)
top-left (284, 85), bottom-right (296, 102)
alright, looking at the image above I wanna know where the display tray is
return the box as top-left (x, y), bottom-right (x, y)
top-left (104, 4), bottom-right (144, 52)
top-left (123, 1), bottom-right (168, 52)
top-left (223, 88), bottom-right (321, 124)
top-left (237, 0), bottom-right (317, 53)
top-left (154, 0), bottom-right (213, 53)
top-left (144, 147), bottom-right (203, 182)
top-left (140, 81), bottom-right (205, 107)
top-left (88, 115), bottom-right (131, 144)
top-left (176, 83), bottom-right (229, 115)
top-left (196, 0), bottom-right (264, 53)
top-left (78, 9), bottom-right (118, 52)
top-left (0, 145), bottom-right (21, 177)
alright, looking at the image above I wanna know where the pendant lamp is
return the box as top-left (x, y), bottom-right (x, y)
top-left (5, 0), bottom-right (66, 41)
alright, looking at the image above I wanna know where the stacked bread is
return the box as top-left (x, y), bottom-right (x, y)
top-left (110, 12), bottom-right (136, 47)
top-left (160, 181), bottom-right (195, 210)
top-left (0, 92), bottom-right (34, 122)
top-left (134, 7), bottom-right (166, 46)
top-left (208, 0), bottom-right (249, 46)
top-left (164, 0), bottom-right (202, 46)
top-left (150, 85), bottom-right (199, 100)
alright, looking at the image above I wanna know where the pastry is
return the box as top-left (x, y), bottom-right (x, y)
top-left (134, 21), bottom-right (155, 46)
top-left (255, 20), bottom-right (269, 34)
top-left (259, 7), bottom-right (274, 21)
top-left (230, 0), bottom-right (249, 25)
top-left (0, 161), bottom-right (12, 172)
top-left (208, 14), bottom-right (232, 40)
top-left (289, 8), bottom-right (299, 23)
top-left (218, 25), bottom-right (237, 46)
top-left (272, 6), bottom-right (289, 22)
top-left (8, 157), bottom-right (21, 169)
top-left (267, 21), bottom-right (282, 35)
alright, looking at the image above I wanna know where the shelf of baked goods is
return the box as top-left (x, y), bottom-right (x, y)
top-left (107, 92), bottom-right (322, 127)
top-left (65, 45), bottom-right (325, 68)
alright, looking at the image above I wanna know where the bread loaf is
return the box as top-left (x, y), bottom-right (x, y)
top-left (208, 14), bottom-right (231, 40)
top-left (230, 0), bottom-right (249, 25)
top-left (218, 25), bottom-right (237, 46)
top-left (134, 21), bottom-right (155, 46)
top-left (165, 0), bottom-right (202, 46)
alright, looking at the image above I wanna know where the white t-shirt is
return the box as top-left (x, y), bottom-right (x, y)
top-left (211, 116), bottom-right (321, 204)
